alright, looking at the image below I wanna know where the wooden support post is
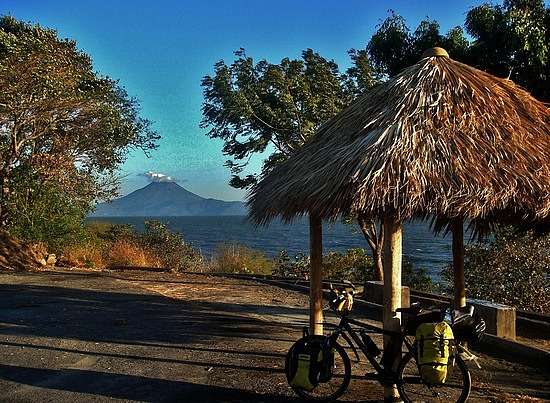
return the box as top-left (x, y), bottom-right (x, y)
top-left (382, 215), bottom-right (402, 401)
top-left (309, 214), bottom-right (323, 335)
top-left (452, 218), bottom-right (466, 308)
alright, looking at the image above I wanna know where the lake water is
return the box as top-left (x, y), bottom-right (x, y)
top-left (88, 216), bottom-right (455, 280)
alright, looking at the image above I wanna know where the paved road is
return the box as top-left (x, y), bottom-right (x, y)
top-left (0, 270), bottom-right (548, 402)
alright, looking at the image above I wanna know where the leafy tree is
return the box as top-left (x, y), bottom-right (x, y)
top-left (201, 48), bottom-right (377, 189)
top-left (0, 16), bottom-right (160, 226)
top-left (465, 0), bottom-right (549, 101)
top-left (368, 12), bottom-right (471, 77)
top-left (368, 2), bottom-right (549, 99)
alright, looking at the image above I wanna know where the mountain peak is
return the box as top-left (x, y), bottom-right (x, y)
top-left (145, 180), bottom-right (180, 188)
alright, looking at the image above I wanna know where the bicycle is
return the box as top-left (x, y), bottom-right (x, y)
top-left (285, 281), bottom-right (484, 402)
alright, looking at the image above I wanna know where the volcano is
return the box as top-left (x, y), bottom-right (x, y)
top-left (90, 182), bottom-right (246, 216)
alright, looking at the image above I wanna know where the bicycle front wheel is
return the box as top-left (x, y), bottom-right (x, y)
top-left (286, 338), bottom-right (351, 402)
top-left (397, 351), bottom-right (471, 403)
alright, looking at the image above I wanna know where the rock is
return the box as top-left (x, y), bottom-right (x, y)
top-left (46, 254), bottom-right (57, 266)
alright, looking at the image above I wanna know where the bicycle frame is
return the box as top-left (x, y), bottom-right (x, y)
top-left (326, 311), bottom-right (416, 381)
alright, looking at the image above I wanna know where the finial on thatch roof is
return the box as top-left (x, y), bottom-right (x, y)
top-left (421, 47), bottom-right (449, 58)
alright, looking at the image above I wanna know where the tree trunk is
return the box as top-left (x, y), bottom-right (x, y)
top-left (358, 215), bottom-right (384, 281)
top-left (0, 173), bottom-right (8, 227)
top-left (309, 214), bottom-right (323, 335)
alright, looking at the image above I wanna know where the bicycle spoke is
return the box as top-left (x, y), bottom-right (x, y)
top-left (398, 352), bottom-right (471, 403)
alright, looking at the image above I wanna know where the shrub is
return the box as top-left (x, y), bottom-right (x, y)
top-left (274, 248), bottom-right (373, 281)
top-left (273, 250), bottom-right (310, 278)
top-left (5, 167), bottom-right (90, 253)
top-left (441, 226), bottom-right (550, 313)
top-left (323, 248), bottom-right (374, 284)
top-left (211, 242), bottom-right (273, 275)
top-left (138, 221), bottom-right (203, 272)
top-left (402, 259), bottom-right (434, 292)
top-left (58, 221), bottom-right (204, 272)
top-left (273, 248), bottom-right (434, 291)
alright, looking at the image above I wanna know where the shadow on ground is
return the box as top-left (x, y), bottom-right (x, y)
top-left (0, 282), bottom-right (304, 344)
top-left (0, 279), bottom-right (311, 401)
top-left (0, 364), bottom-right (301, 402)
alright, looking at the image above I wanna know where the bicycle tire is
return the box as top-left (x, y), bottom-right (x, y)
top-left (285, 336), bottom-right (351, 402)
top-left (397, 351), bottom-right (471, 403)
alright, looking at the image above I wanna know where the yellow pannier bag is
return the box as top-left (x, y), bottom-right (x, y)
top-left (415, 322), bottom-right (454, 384)
top-left (290, 353), bottom-right (316, 391)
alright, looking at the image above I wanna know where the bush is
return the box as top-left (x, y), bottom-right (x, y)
top-left (323, 248), bottom-right (374, 284)
top-left (138, 221), bottom-right (203, 272)
top-left (441, 226), bottom-right (550, 313)
top-left (211, 242), bottom-right (274, 275)
top-left (402, 259), bottom-right (434, 292)
top-left (273, 248), bottom-right (434, 291)
top-left (5, 167), bottom-right (90, 253)
top-left (273, 250), bottom-right (310, 278)
top-left (59, 221), bottom-right (204, 272)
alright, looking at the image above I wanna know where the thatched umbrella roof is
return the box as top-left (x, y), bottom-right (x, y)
top-left (248, 48), bottom-right (550, 226)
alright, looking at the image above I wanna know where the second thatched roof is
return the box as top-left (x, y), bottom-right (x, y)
top-left (248, 48), bottom-right (550, 225)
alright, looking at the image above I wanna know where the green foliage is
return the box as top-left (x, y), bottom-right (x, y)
top-left (367, 2), bottom-right (549, 100)
top-left (465, 0), bottom-right (549, 101)
top-left (211, 242), bottom-right (273, 275)
top-left (322, 248), bottom-right (374, 284)
top-left (402, 259), bottom-right (434, 292)
top-left (367, 12), bottom-right (470, 77)
top-left (4, 165), bottom-right (89, 252)
top-left (273, 248), bottom-right (433, 291)
top-left (138, 221), bottom-right (203, 272)
top-left (274, 248), bottom-right (373, 282)
top-left (201, 48), bottom-right (378, 189)
top-left (441, 226), bottom-right (550, 312)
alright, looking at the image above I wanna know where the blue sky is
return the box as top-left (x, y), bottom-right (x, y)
top-left (1, 0), bottom-right (480, 200)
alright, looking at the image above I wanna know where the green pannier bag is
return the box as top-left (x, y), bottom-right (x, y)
top-left (286, 337), bottom-right (333, 391)
top-left (415, 322), bottom-right (454, 384)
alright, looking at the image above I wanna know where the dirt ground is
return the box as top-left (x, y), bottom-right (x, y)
top-left (0, 269), bottom-right (548, 402)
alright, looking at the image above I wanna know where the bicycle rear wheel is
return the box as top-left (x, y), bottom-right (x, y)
top-left (285, 338), bottom-right (351, 402)
top-left (397, 351), bottom-right (471, 403)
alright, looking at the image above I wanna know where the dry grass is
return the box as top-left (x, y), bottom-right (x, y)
top-left (210, 242), bottom-right (273, 275)
top-left (0, 231), bottom-right (45, 271)
top-left (248, 50), bottom-right (550, 230)
top-left (61, 243), bottom-right (105, 269)
top-left (106, 239), bottom-right (161, 268)
top-left (61, 240), bottom-right (162, 269)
